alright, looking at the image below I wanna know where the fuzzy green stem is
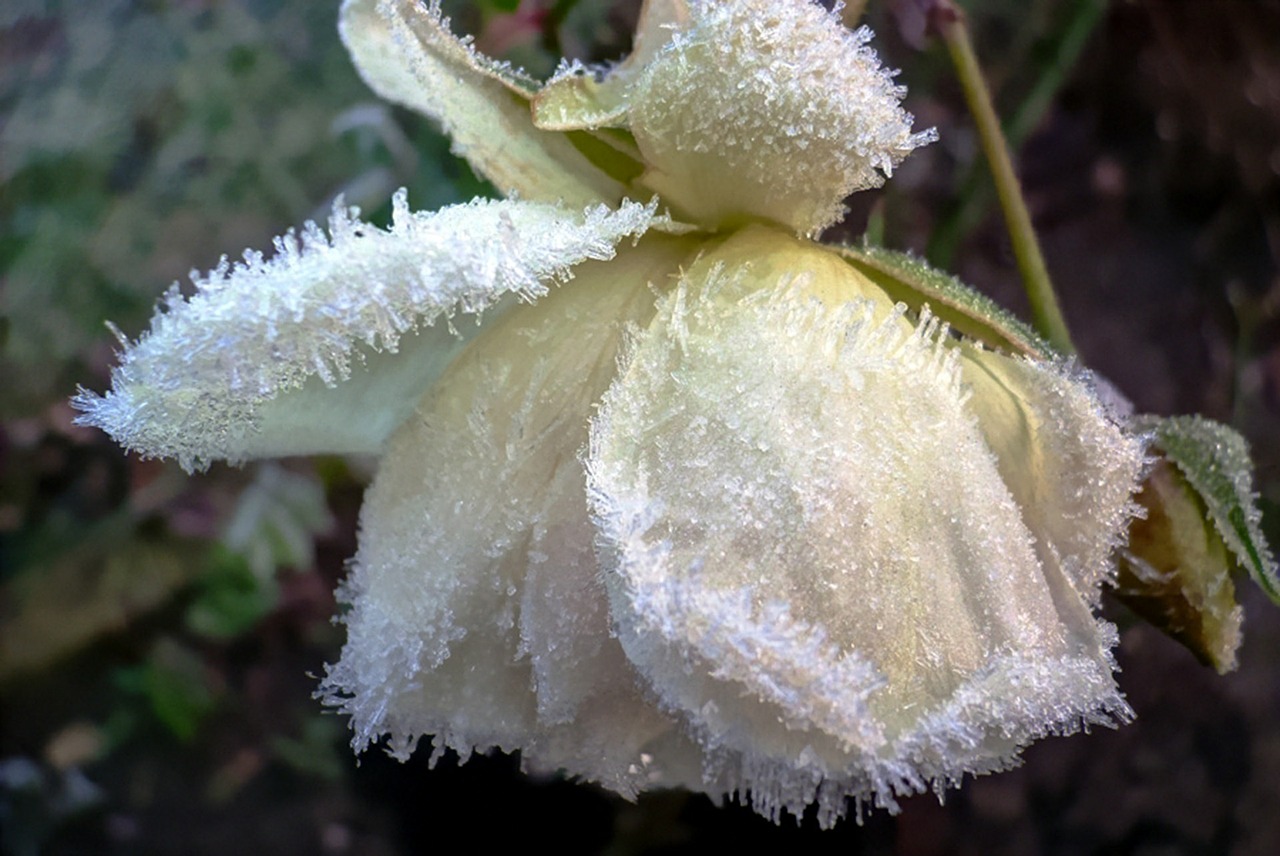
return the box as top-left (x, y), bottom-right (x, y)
top-left (933, 2), bottom-right (1076, 354)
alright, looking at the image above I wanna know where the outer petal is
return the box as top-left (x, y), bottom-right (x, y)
top-left (587, 227), bottom-right (1130, 824)
top-left (959, 346), bottom-right (1146, 603)
top-left (73, 194), bottom-right (654, 470)
top-left (319, 234), bottom-right (710, 797)
top-left (340, 0), bottom-right (624, 207)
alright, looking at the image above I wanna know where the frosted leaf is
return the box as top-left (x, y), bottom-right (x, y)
top-left (73, 194), bottom-right (654, 470)
top-left (1138, 415), bottom-right (1279, 603)
top-left (588, 226), bottom-right (1129, 823)
top-left (625, 0), bottom-right (934, 235)
top-left (318, 235), bottom-right (714, 796)
top-left (959, 346), bottom-right (1147, 603)
top-left (340, 0), bottom-right (622, 206)
top-left (836, 244), bottom-right (1054, 359)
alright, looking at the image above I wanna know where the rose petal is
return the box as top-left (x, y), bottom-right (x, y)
top-left (588, 227), bottom-right (1131, 824)
top-left (74, 194), bottom-right (654, 470)
top-left (318, 234), bottom-right (710, 796)
top-left (624, 0), bottom-right (934, 235)
top-left (341, 0), bottom-right (623, 206)
top-left (959, 346), bottom-right (1146, 602)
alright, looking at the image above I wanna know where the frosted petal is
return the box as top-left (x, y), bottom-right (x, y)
top-left (340, 0), bottom-right (623, 206)
top-left (625, 0), bottom-right (934, 235)
top-left (588, 227), bottom-right (1129, 823)
top-left (73, 195), bottom-right (654, 470)
top-left (318, 235), bottom-right (710, 796)
top-left (959, 347), bottom-right (1146, 603)
top-left (532, 0), bottom-right (689, 131)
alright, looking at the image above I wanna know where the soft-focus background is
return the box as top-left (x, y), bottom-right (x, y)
top-left (3, 0), bottom-right (1279, 853)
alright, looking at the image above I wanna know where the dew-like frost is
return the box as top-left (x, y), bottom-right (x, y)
top-left (318, 234), bottom-right (711, 798)
top-left (959, 345), bottom-right (1147, 603)
top-left (341, 0), bottom-right (623, 206)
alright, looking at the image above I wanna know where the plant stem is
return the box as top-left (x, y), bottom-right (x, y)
top-left (931, 1), bottom-right (1076, 354)
top-left (927, 0), bottom-right (1106, 269)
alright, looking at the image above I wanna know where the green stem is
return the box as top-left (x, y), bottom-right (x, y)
top-left (927, 0), bottom-right (1106, 269)
top-left (933, 1), bottom-right (1076, 354)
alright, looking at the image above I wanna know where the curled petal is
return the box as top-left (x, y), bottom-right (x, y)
top-left (624, 0), bottom-right (934, 235)
top-left (587, 227), bottom-right (1130, 824)
top-left (73, 194), bottom-right (654, 470)
top-left (341, 0), bottom-right (624, 206)
top-left (318, 235), bottom-right (711, 796)
top-left (532, 0), bottom-right (689, 131)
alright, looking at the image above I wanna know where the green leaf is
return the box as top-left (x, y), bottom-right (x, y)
top-left (834, 244), bottom-right (1054, 358)
top-left (1139, 415), bottom-right (1279, 604)
top-left (221, 464), bottom-right (332, 579)
top-left (138, 640), bottom-right (217, 742)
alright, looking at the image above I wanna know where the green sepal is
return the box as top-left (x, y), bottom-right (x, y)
top-left (1138, 415), bottom-right (1278, 604)
top-left (1115, 457), bottom-right (1243, 673)
top-left (834, 244), bottom-right (1054, 358)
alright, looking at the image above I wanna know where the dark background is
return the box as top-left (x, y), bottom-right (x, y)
top-left (3, 0), bottom-right (1279, 853)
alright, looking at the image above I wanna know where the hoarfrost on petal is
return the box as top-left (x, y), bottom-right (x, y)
top-left (318, 235), bottom-right (710, 797)
top-left (73, 195), bottom-right (654, 470)
top-left (340, 0), bottom-right (623, 206)
top-left (959, 346), bottom-right (1147, 603)
top-left (626, 0), bottom-right (934, 235)
top-left (587, 226), bottom-right (1130, 824)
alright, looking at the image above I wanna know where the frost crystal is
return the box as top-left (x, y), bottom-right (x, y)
top-left (587, 229), bottom-right (1139, 822)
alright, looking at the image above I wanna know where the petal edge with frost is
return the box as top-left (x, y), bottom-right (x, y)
top-left (959, 345), bottom-right (1147, 603)
top-left (73, 194), bottom-right (653, 470)
top-left (624, 0), bottom-right (934, 235)
top-left (341, 0), bottom-right (624, 207)
top-left (319, 234), bottom-right (711, 797)
top-left (587, 228), bottom-right (1133, 825)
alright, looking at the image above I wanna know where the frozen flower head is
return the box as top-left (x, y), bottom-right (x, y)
top-left (74, 0), bottom-right (1148, 826)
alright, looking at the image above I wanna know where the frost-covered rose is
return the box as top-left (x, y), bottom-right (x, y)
top-left (75, 0), bottom-right (1148, 825)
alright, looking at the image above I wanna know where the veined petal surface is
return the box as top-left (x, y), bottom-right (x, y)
top-left (341, 0), bottom-right (624, 207)
top-left (588, 227), bottom-right (1130, 824)
top-left (959, 346), bottom-right (1146, 603)
top-left (73, 194), bottom-right (654, 470)
top-left (319, 235), bottom-right (711, 797)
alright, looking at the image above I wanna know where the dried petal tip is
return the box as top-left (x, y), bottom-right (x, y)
top-left (626, 0), bottom-right (935, 235)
